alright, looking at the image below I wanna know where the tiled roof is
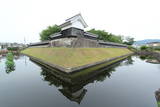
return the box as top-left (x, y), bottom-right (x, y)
top-left (49, 32), bottom-right (62, 39)
top-left (29, 41), bottom-right (49, 46)
top-left (99, 41), bottom-right (127, 47)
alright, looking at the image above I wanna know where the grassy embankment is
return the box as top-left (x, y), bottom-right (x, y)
top-left (155, 51), bottom-right (160, 53)
top-left (158, 101), bottom-right (160, 107)
top-left (22, 48), bottom-right (132, 68)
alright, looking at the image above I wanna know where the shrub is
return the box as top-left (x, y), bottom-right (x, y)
top-left (6, 60), bottom-right (14, 68)
top-left (6, 52), bottom-right (14, 61)
top-left (140, 46), bottom-right (149, 51)
top-left (5, 52), bottom-right (15, 73)
top-left (7, 47), bottom-right (19, 51)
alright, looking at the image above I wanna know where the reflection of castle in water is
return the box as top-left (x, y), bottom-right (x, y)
top-left (32, 56), bottom-right (133, 104)
top-left (155, 89), bottom-right (160, 107)
top-left (40, 68), bottom-right (88, 104)
top-left (59, 86), bottom-right (87, 104)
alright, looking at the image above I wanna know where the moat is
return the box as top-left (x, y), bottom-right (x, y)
top-left (0, 55), bottom-right (160, 107)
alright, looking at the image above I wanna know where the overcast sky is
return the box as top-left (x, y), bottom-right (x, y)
top-left (0, 0), bottom-right (160, 43)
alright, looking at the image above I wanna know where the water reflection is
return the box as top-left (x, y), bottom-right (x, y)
top-left (122, 56), bottom-right (134, 66)
top-left (40, 68), bottom-right (88, 104)
top-left (32, 56), bottom-right (134, 104)
top-left (2, 53), bottom-right (23, 74)
top-left (40, 67), bottom-right (115, 104)
top-left (155, 89), bottom-right (160, 107)
top-left (5, 63), bottom-right (15, 74)
top-left (2, 55), bottom-right (160, 107)
top-left (139, 55), bottom-right (160, 64)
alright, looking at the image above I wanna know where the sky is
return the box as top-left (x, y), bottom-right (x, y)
top-left (0, 0), bottom-right (160, 43)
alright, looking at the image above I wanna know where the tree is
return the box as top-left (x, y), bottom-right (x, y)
top-left (140, 46), bottom-right (149, 50)
top-left (123, 36), bottom-right (134, 45)
top-left (88, 29), bottom-right (110, 41)
top-left (40, 25), bottom-right (61, 41)
top-left (88, 29), bottom-right (123, 43)
top-left (108, 35), bottom-right (123, 43)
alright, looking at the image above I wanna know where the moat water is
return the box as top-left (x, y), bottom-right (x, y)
top-left (0, 55), bottom-right (160, 107)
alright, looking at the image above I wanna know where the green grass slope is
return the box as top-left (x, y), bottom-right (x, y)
top-left (156, 51), bottom-right (160, 53)
top-left (22, 48), bottom-right (132, 68)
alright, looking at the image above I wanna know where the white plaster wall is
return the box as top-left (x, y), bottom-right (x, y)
top-left (61, 25), bottom-right (72, 30)
top-left (71, 20), bottom-right (84, 29)
top-left (62, 20), bottom-right (84, 30)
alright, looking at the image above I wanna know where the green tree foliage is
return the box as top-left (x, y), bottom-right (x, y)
top-left (6, 52), bottom-right (14, 61)
top-left (7, 47), bottom-right (19, 51)
top-left (40, 25), bottom-right (61, 41)
top-left (128, 46), bottom-right (137, 52)
top-left (140, 46), bottom-right (154, 51)
top-left (88, 29), bottom-right (123, 43)
top-left (123, 36), bottom-right (134, 45)
top-left (140, 46), bottom-right (149, 50)
top-left (5, 52), bottom-right (15, 73)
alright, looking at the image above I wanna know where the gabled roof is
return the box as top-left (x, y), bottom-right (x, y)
top-left (59, 13), bottom-right (88, 29)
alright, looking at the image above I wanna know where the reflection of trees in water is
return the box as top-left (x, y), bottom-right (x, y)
top-left (5, 63), bottom-right (15, 74)
top-left (94, 57), bottom-right (134, 82)
top-left (139, 55), bottom-right (160, 64)
top-left (39, 56), bottom-right (134, 104)
top-left (139, 55), bottom-right (148, 60)
top-left (139, 55), bottom-right (156, 60)
top-left (123, 56), bottom-right (134, 65)
top-left (94, 67), bottom-right (115, 82)
top-left (40, 70), bottom-right (64, 87)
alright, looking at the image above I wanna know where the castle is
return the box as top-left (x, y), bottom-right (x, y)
top-left (29, 14), bottom-right (127, 48)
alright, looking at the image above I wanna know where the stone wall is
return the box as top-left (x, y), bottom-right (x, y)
top-left (49, 37), bottom-right (127, 48)
top-left (50, 37), bottom-right (101, 48)
top-left (29, 37), bottom-right (128, 48)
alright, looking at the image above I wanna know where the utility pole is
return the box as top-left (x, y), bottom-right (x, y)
top-left (24, 37), bottom-right (26, 45)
